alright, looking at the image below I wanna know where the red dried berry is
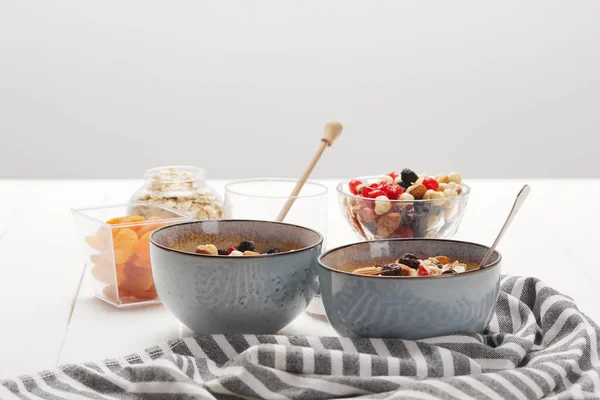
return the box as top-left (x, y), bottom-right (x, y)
top-left (361, 186), bottom-right (373, 198)
top-left (349, 179), bottom-right (363, 195)
top-left (227, 246), bottom-right (237, 254)
top-left (422, 178), bottom-right (439, 191)
top-left (366, 189), bottom-right (385, 199)
top-left (360, 208), bottom-right (377, 223)
top-left (381, 182), bottom-right (403, 200)
top-left (388, 171), bottom-right (399, 181)
top-left (392, 225), bottom-right (413, 238)
top-left (418, 265), bottom-right (431, 276)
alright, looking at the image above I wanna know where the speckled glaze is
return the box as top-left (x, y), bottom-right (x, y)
top-left (318, 239), bottom-right (501, 339)
top-left (150, 220), bottom-right (322, 334)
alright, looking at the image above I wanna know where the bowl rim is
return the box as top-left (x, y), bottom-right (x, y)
top-left (150, 219), bottom-right (324, 258)
top-left (336, 176), bottom-right (471, 203)
top-left (317, 238), bottom-right (501, 279)
top-left (225, 178), bottom-right (328, 199)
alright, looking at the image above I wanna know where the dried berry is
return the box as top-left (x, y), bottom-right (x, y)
top-left (401, 169), bottom-right (419, 186)
top-left (381, 182), bottom-right (403, 200)
top-left (422, 178), bottom-right (440, 191)
top-left (398, 256), bottom-right (420, 269)
top-left (404, 206), bottom-right (417, 224)
top-left (399, 181), bottom-right (410, 190)
top-left (392, 225), bottom-right (414, 238)
top-left (227, 246), bottom-right (237, 254)
top-left (401, 253), bottom-right (419, 260)
top-left (388, 171), bottom-right (399, 181)
top-left (442, 269), bottom-right (457, 275)
top-left (237, 240), bottom-right (255, 252)
top-left (217, 249), bottom-right (229, 255)
top-left (380, 264), bottom-right (403, 276)
top-left (417, 265), bottom-right (431, 276)
top-left (266, 248), bottom-right (281, 254)
top-left (414, 202), bottom-right (431, 213)
top-left (349, 179), bottom-right (363, 195)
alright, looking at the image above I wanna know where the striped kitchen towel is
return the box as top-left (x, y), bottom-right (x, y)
top-left (2, 276), bottom-right (599, 399)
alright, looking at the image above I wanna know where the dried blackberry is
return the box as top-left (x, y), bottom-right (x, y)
top-left (380, 264), bottom-right (403, 276)
top-left (237, 240), bottom-right (256, 252)
top-left (414, 202), bottom-right (431, 213)
top-left (397, 256), bottom-right (420, 269)
top-left (401, 169), bottom-right (419, 186)
top-left (401, 253), bottom-right (418, 260)
top-left (404, 206), bottom-right (417, 224)
top-left (398, 181), bottom-right (409, 190)
top-left (217, 249), bottom-right (229, 255)
top-left (442, 269), bottom-right (457, 275)
top-left (266, 248), bottom-right (281, 254)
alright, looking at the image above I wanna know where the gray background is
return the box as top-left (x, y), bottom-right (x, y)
top-left (1, 1), bottom-right (599, 179)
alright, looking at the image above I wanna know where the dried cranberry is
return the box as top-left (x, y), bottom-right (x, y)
top-left (381, 182), bottom-right (402, 200)
top-left (417, 265), bottom-right (431, 276)
top-left (227, 246), bottom-right (237, 254)
top-left (393, 225), bottom-right (413, 238)
top-left (349, 179), bottom-right (363, 195)
top-left (388, 171), bottom-right (399, 181)
top-left (366, 189), bottom-right (385, 199)
top-left (360, 207), bottom-right (377, 223)
top-left (422, 178), bottom-right (439, 191)
top-left (361, 186), bottom-right (374, 198)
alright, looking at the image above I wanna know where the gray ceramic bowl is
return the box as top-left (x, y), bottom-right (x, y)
top-left (318, 239), bottom-right (501, 339)
top-left (150, 220), bottom-right (323, 334)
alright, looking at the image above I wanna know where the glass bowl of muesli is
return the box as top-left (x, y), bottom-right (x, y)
top-left (317, 238), bottom-right (501, 339)
top-left (130, 166), bottom-right (225, 220)
top-left (337, 169), bottom-right (470, 240)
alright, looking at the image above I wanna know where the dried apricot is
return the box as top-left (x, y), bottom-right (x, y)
top-left (135, 217), bottom-right (164, 237)
top-left (131, 256), bottom-right (151, 268)
top-left (91, 263), bottom-right (115, 285)
top-left (112, 228), bottom-right (139, 264)
top-left (84, 236), bottom-right (106, 252)
top-left (134, 231), bottom-right (152, 261)
top-left (117, 264), bottom-right (154, 293)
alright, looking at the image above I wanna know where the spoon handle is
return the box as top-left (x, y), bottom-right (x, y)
top-left (479, 185), bottom-right (531, 269)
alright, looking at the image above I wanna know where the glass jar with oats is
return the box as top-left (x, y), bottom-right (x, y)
top-left (129, 166), bottom-right (225, 220)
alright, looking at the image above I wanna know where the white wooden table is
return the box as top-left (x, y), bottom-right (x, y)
top-left (1, 179), bottom-right (599, 378)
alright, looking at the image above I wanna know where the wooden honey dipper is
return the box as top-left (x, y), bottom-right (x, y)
top-left (276, 121), bottom-right (343, 222)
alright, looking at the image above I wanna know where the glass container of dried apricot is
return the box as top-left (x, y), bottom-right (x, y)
top-left (72, 203), bottom-right (191, 307)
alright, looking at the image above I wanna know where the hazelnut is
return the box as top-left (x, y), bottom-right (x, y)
top-left (376, 212), bottom-right (401, 237)
top-left (243, 251), bottom-right (260, 256)
top-left (229, 250), bottom-right (244, 256)
top-left (374, 195), bottom-right (392, 215)
top-left (448, 172), bottom-right (462, 184)
top-left (435, 174), bottom-right (450, 184)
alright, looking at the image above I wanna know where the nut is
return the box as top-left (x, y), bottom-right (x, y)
top-left (356, 184), bottom-right (365, 194)
top-left (374, 195), bottom-right (392, 215)
top-left (435, 256), bottom-right (451, 265)
top-left (379, 175), bottom-right (394, 183)
top-left (399, 192), bottom-right (414, 201)
top-left (398, 264), bottom-right (416, 276)
top-left (394, 176), bottom-right (402, 184)
top-left (352, 266), bottom-right (381, 275)
top-left (376, 212), bottom-right (401, 237)
top-left (435, 174), bottom-right (450, 184)
top-left (415, 177), bottom-right (425, 185)
top-left (407, 184), bottom-right (427, 200)
top-left (429, 191), bottom-right (445, 206)
top-left (438, 183), bottom-right (450, 192)
top-left (423, 189), bottom-right (436, 200)
top-left (243, 251), bottom-right (260, 256)
top-left (229, 250), bottom-right (244, 256)
top-left (195, 244), bottom-right (218, 255)
top-left (448, 172), bottom-right (462, 184)
top-left (443, 188), bottom-right (459, 198)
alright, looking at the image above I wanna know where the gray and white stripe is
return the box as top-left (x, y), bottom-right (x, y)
top-left (2, 276), bottom-right (599, 399)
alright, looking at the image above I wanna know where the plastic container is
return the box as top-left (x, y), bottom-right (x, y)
top-left (72, 202), bottom-right (191, 307)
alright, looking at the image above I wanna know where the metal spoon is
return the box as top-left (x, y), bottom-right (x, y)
top-left (478, 184), bottom-right (531, 269)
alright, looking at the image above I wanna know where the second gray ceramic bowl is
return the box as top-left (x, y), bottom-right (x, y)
top-left (150, 220), bottom-right (322, 334)
top-left (318, 239), bottom-right (501, 339)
